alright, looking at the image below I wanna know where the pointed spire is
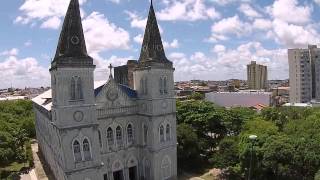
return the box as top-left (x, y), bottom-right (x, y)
top-left (138, 0), bottom-right (172, 67)
top-left (51, 0), bottom-right (93, 69)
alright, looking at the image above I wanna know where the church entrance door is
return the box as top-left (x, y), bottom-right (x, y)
top-left (103, 174), bottom-right (108, 180)
top-left (113, 170), bottom-right (124, 180)
top-left (129, 166), bottom-right (137, 180)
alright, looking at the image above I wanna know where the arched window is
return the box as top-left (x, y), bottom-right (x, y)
top-left (160, 125), bottom-right (165, 142)
top-left (166, 124), bottom-right (170, 141)
top-left (76, 77), bottom-right (83, 99)
top-left (71, 77), bottom-right (76, 100)
top-left (73, 140), bottom-right (82, 162)
top-left (116, 126), bottom-right (123, 148)
top-left (127, 124), bottom-right (133, 144)
top-left (98, 130), bottom-right (102, 148)
top-left (83, 138), bottom-right (91, 161)
top-left (163, 77), bottom-right (168, 94)
top-left (159, 77), bottom-right (163, 94)
top-left (107, 127), bottom-right (114, 146)
top-left (143, 125), bottom-right (148, 145)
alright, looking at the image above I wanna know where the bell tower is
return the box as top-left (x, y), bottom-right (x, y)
top-left (49, 0), bottom-right (102, 179)
top-left (133, 1), bottom-right (177, 179)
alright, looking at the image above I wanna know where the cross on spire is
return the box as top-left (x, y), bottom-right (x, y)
top-left (108, 63), bottom-right (113, 78)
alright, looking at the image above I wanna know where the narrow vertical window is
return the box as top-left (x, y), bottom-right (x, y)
top-left (83, 138), bottom-right (91, 161)
top-left (143, 125), bottom-right (148, 145)
top-left (140, 78), bottom-right (144, 94)
top-left (71, 77), bottom-right (76, 100)
top-left (107, 127), bottom-right (114, 146)
top-left (166, 124), bottom-right (170, 141)
top-left (116, 126), bottom-right (123, 148)
top-left (127, 124), bottom-right (133, 144)
top-left (73, 140), bottom-right (82, 162)
top-left (160, 125), bottom-right (165, 142)
top-left (159, 77), bottom-right (163, 94)
top-left (98, 130), bottom-right (102, 148)
top-left (76, 77), bottom-right (83, 99)
top-left (164, 77), bottom-right (168, 94)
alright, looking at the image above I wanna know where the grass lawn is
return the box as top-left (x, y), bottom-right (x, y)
top-left (0, 161), bottom-right (27, 172)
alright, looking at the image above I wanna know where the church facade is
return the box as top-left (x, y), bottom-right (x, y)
top-left (32, 0), bottom-right (177, 180)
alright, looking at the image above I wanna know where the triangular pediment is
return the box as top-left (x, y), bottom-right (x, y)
top-left (95, 78), bottom-right (136, 109)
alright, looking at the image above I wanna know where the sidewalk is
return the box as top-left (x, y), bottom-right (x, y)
top-left (31, 142), bottom-right (54, 180)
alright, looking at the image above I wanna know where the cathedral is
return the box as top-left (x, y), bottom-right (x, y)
top-left (32, 0), bottom-right (177, 179)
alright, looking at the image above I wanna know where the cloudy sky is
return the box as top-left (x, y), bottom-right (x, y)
top-left (0, 0), bottom-right (320, 88)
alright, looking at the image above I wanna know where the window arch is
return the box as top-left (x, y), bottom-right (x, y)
top-left (127, 124), bottom-right (134, 144)
top-left (159, 125), bottom-right (165, 142)
top-left (163, 77), bottom-right (168, 94)
top-left (73, 140), bottom-right (82, 162)
top-left (98, 130), bottom-right (102, 148)
top-left (159, 77), bottom-right (163, 94)
top-left (71, 77), bottom-right (76, 100)
top-left (143, 125), bottom-right (148, 145)
top-left (83, 138), bottom-right (91, 161)
top-left (166, 124), bottom-right (170, 141)
top-left (116, 126), bottom-right (123, 148)
top-left (70, 76), bottom-right (83, 100)
top-left (76, 77), bottom-right (83, 99)
top-left (107, 127), bottom-right (114, 146)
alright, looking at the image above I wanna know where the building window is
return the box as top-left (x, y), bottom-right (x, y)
top-left (83, 138), bottom-right (91, 161)
top-left (71, 76), bottom-right (83, 100)
top-left (160, 125), bottom-right (165, 142)
top-left (127, 124), bottom-right (134, 144)
top-left (116, 126), bottom-right (123, 148)
top-left (143, 125), bottom-right (148, 145)
top-left (144, 77), bottom-right (148, 94)
top-left (107, 127), bottom-right (114, 146)
top-left (159, 77), bottom-right (163, 94)
top-left (166, 124), bottom-right (170, 141)
top-left (163, 77), bottom-right (168, 94)
top-left (98, 130), bottom-right (102, 148)
top-left (73, 140), bottom-right (82, 162)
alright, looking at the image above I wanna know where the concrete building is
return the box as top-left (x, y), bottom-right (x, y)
top-left (247, 61), bottom-right (268, 90)
top-left (288, 45), bottom-right (320, 103)
top-left (32, 1), bottom-right (177, 180)
top-left (205, 90), bottom-right (272, 108)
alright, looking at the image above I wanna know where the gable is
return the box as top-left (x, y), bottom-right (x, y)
top-left (95, 79), bottom-right (137, 109)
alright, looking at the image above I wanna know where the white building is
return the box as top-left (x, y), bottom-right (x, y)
top-left (288, 45), bottom-right (320, 103)
top-left (32, 1), bottom-right (177, 180)
top-left (205, 91), bottom-right (271, 108)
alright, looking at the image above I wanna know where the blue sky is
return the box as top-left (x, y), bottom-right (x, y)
top-left (0, 0), bottom-right (320, 88)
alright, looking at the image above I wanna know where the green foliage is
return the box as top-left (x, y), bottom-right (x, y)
top-left (187, 92), bottom-right (204, 100)
top-left (0, 100), bottom-right (34, 169)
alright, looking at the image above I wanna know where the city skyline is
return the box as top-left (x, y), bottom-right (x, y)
top-left (1, 0), bottom-right (320, 88)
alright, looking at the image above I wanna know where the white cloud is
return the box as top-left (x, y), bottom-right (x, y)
top-left (40, 16), bottom-right (61, 29)
top-left (15, 0), bottom-right (87, 29)
top-left (253, 18), bottom-right (272, 30)
top-left (157, 0), bottom-right (220, 21)
top-left (315, 0), bottom-right (320, 5)
top-left (209, 15), bottom-right (251, 41)
top-left (0, 48), bottom-right (19, 56)
top-left (82, 12), bottom-right (130, 54)
top-left (0, 55), bottom-right (50, 88)
top-left (238, 4), bottom-right (261, 18)
top-left (272, 19), bottom-right (320, 48)
top-left (133, 34), bottom-right (143, 44)
top-left (164, 39), bottom-right (179, 49)
top-left (268, 0), bottom-right (311, 24)
top-left (169, 42), bottom-right (288, 81)
top-left (125, 11), bottom-right (147, 31)
top-left (108, 0), bottom-right (120, 4)
top-left (211, 0), bottom-right (251, 6)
